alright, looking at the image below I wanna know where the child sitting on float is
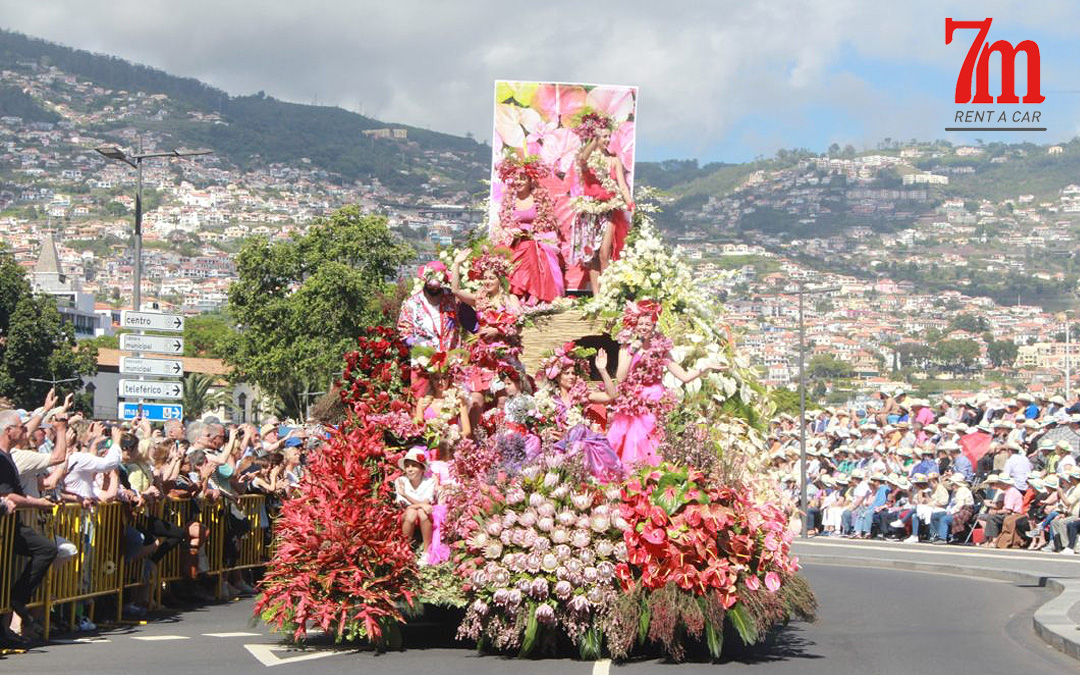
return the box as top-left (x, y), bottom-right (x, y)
top-left (394, 446), bottom-right (438, 559)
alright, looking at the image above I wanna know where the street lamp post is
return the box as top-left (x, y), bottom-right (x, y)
top-left (95, 145), bottom-right (212, 311)
top-left (763, 283), bottom-right (839, 538)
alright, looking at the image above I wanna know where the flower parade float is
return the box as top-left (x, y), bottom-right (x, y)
top-left (255, 197), bottom-right (816, 661)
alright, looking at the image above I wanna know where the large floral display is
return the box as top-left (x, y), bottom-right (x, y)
top-left (255, 192), bottom-right (816, 660)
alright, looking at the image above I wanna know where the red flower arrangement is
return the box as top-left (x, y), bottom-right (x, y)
top-left (616, 464), bottom-right (798, 602)
top-left (254, 415), bottom-right (418, 645)
top-left (573, 111), bottom-right (614, 140)
top-left (340, 326), bottom-right (411, 414)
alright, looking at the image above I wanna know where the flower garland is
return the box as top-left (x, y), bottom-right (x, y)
top-left (570, 148), bottom-right (627, 215)
top-left (608, 335), bottom-right (675, 420)
top-left (496, 156), bottom-right (559, 246)
top-left (536, 341), bottom-right (594, 382)
top-left (468, 248), bottom-right (513, 281)
top-left (424, 385), bottom-right (465, 447)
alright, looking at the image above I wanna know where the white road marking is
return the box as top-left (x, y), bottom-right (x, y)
top-left (810, 560), bottom-right (1009, 582)
top-left (243, 643), bottom-right (352, 668)
top-left (592, 658), bottom-right (611, 675)
top-left (204, 631), bottom-right (261, 637)
top-left (797, 539), bottom-right (1071, 566)
top-left (52, 637), bottom-right (112, 644)
top-left (132, 635), bottom-right (190, 641)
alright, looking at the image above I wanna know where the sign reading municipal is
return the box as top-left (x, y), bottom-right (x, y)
top-left (120, 333), bottom-right (184, 355)
top-left (120, 310), bottom-right (185, 332)
top-left (118, 402), bottom-right (184, 422)
top-left (119, 379), bottom-right (183, 400)
top-left (120, 356), bottom-right (183, 377)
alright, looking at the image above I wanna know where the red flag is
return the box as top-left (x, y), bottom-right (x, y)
top-left (960, 431), bottom-right (992, 468)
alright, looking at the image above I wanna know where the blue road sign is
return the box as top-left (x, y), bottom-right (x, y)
top-left (118, 402), bottom-right (184, 421)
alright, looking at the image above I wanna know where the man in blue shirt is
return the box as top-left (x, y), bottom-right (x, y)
top-left (910, 448), bottom-right (938, 478)
top-left (945, 442), bottom-right (974, 481)
top-left (1018, 393), bottom-right (1039, 420)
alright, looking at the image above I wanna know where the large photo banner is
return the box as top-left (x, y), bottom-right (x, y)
top-left (490, 81), bottom-right (638, 296)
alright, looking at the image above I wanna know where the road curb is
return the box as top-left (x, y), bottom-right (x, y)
top-left (795, 550), bottom-right (1080, 661)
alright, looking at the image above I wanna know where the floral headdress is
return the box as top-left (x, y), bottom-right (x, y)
top-left (573, 111), bottom-right (614, 140)
top-left (616, 299), bottom-right (663, 345)
top-left (418, 260), bottom-right (449, 286)
top-left (496, 155), bottom-right (559, 242)
top-left (536, 341), bottom-right (595, 381)
top-left (467, 247), bottom-right (512, 281)
top-left (496, 153), bottom-right (551, 185)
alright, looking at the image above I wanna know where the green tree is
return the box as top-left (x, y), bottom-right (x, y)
top-left (185, 313), bottom-right (232, 358)
top-left (948, 313), bottom-right (989, 333)
top-left (931, 338), bottom-right (980, 373)
top-left (986, 339), bottom-right (1019, 368)
top-left (770, 388), bottom-right (803, 416)
top-left (806, 354), bottom-right (853, 380)
top-left (223, 206), bottom-right (413, 417)
top-left (0, 289), bottom-right (98, 408)
top-left (181, 372), bottom-right (233, 422)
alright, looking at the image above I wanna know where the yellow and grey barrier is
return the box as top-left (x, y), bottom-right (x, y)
top-left (0, 495), bottom-right (273, 640)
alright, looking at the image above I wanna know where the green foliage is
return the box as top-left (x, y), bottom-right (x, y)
top-left (727, 603), bottom-right (759, 645)
top-left (986, 339), bottom-right (1019, 368)
top-left (0, 84), bottom-right (60, 122)
top-left (770, 388), bottom-right (802, 416)
top-left (948, 313), bottom-right (989, 333)
top-left (0, 256), bottom-right (97, 407)
top-left (806, 354), bottom-right (853, 380)
top-left (223, 206), bottom-right (412, 418)
top-left (80, 333), bottom-right (120, 350)
top-left (184, 313), bottom-right (232, 358)
top-left (181, 372), bottom-right (232, 422)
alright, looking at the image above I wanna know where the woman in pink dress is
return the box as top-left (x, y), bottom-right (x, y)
top-left (497, 156), bottom-right (564, 304)
top-left (570, 112), bottom-right (635, 295)
top-left (607, 300), bottom-right (722, 466)
top-left (451, 248), bottom-right (525, 429)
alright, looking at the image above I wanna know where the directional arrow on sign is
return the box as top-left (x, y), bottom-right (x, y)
top-left (120, 356), bottom-right (184, 377)
top-left (119, 379), bottom-right (183, 400)
top-left (120, 310), bottom-right (185, 332)
top-left (120, 333), bottom-right (184, 355)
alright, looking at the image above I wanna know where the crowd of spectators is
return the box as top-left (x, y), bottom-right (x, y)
top-left (769, 388), bottom-right (1080, 552)
top-left (0, 389), bottom-right (321, 647)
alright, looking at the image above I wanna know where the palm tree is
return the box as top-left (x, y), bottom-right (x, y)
top-left (181, 372), bottom-right (233, 422)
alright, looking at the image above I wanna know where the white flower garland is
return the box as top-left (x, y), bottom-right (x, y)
top-left (570, 149), bottom-right (627, 215)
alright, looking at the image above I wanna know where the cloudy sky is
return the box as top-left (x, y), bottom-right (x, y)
top-left (2, 1), bottom-right (1079, 162)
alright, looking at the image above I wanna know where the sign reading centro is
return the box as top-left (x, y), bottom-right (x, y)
top-left (120, 310), bottom-right (185, 332)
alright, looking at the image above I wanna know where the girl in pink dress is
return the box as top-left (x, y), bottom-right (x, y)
top-left (450, 248), bottom-right (525, 429)
top-left (570, 112), bottom-right (635, 295)
top-left (496, 156), bottom-right (565, 304)
top-left (607, 300), bottom-right (722, 466)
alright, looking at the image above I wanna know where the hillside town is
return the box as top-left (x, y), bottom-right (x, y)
top-left (4, 61), bottom-right (1080, 404)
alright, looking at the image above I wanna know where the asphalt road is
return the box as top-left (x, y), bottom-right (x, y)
top-left (6, 563), bottom-right (1077, 674)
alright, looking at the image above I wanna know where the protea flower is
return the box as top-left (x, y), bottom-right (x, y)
top-left (554, 579), bottom-right (573, 600)
top-left (571, 493), bottom-right (592, 511)
top-left (502, 511), bottom-right (518, 528)
top-left (535, 603), bottom-right (556, 624)
top-left (613, 542), bottom-right (628, 561)
top-left (485, 519), bottom-right (503, 537)
top-left (551, 527), bottom-right (570, 544)
top-left (578, 548), bottom-right (596, 566)
top-left (532, 535), bottom-right (551, 552)
top-left (596, 561), bottom-right (615, 580)
top-left (543, 471), bottom-right (561, 489)
top-left (483, 541), bottom-right (504, 559)
top-left (507, 588), bottom-right (523, 607)
top-left (569, 594), bottom-right (589, 614)
top-left (551, 485), bottom-right (570, 500)
top-left (530, 577), bottom-right (549, 599)
top-left (529, 492), bottom-right (545, 508)
top-left (594, 540), bottom-right (615, 558)
top-left (571, 529), bottom-right (592, 549)
top-left (519, 509), bottom-right (538, 528)
top-left (467, 531), bottom-right (489, 550)
top-left (537, 501), bottom-right (556, 518)
top-left (589, 514), bottom-right (611, 533)
top-left (471, 570), bottom-right (488, 587)
top-left (541, 553), bottom-right (559, 572)
top-left (471, 599), bottom-right (489, 616)
top-left (537, 516), bottom-right (555, 533)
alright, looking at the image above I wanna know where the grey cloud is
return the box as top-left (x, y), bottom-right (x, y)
top-left (0, 0), bottom-right (1075, 160)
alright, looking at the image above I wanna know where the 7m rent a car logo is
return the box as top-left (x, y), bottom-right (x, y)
top-left (946, 18), bottom-right (1045, 130)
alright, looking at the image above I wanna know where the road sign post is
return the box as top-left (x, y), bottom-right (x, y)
top-left (120, 310), bottom-right (185, 332)
top-left (120, 356), bottom-right (184, 377)
top-left (119, 333), bottom-right (184, 355)
top-left (118, 402), bottom-right (184, 421)
top-left (119, 379), bottom-right (183, 400)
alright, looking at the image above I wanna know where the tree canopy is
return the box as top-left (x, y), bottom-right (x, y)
top-left (0, 254), bottom-right (97, 408)
top-left (223, 207), bottom-right (413, 418)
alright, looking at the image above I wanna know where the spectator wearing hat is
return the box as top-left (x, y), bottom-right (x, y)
top-left (841, 470), bottom-right (869, 536)
top-left (931, 474), bottom-right (974, 543)
top-left (854, 473), bottom-right (890, 538)
top-left (909, 447), bottom-right (937, 480)
top-left (976, 475), bottom-right (1023, 546)
top-left (395, 446), bottom-right (438, 559)
top-left (1029, 474), bottom-right (1062, 551)
top-left (942, 442), bottom-right (972, 482)
top-left (1056, 441), bottom-right (1077, 476)
top-left (1048, 469), bottom-right (1080, 554)
top-left (1002, 441), bottom-right (1031, 491)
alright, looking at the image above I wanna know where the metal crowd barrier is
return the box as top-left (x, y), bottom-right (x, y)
top-left (0, 495), bottom-right (272, 641)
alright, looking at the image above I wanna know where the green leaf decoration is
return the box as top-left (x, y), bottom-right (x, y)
top-left (520, 604), bottom-right (540, 657)
top-left (705, 618), bottom-right (724, 660)
top-left (578, 626), bottom-right (603, 660)
top-left (728, 603), bottom-right (759, 646)
top-left (638, 601), bottom-right (651, 645)
top-left (651, 475), bottom-right (691, 516)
